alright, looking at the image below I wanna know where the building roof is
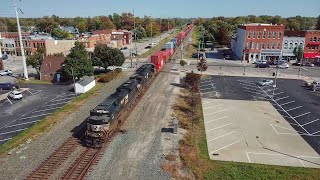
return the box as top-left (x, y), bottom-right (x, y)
top-left (40, 56), bottom-right (65, 74)
top-left (76, 76), bottom-right (95, 86)
top-left (284, 30), bottom-right (305, 37)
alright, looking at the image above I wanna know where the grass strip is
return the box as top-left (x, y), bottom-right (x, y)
top-left (186, 26), bottom-right (201, 58)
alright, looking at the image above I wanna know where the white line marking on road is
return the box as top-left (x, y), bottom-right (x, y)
top-left (4, 120), bottom-right (40, 128)
top-left (210, 140), bottom-right (241, 153)
top-left (286, 106), bottom-right (302, 112)
top-left (205, 116), bottom-right (229, 124)
top-left (201, 87), bottom-right (216, 91)
top-left (280, 101), bottom-right (295, 106)
top-left (208, 131), bottom-right (236, 142)
top-left (206, 123), bottom-right (232, 132)
top-left (293, 112), bottom-right (310, 119)
top-left (20, 113), bottom-right (51, 120)
top-left (31, 107), bottom-right (62, 114)
top-left (273, 92), bottom-right (284, 96)
top-left (275, 96), bottom-right (289, 101)
top-left (42, 101), bottom-right (67, 108)
top-left (50, 97), bottom-right (74, 102)
top-left (0, 128), bottom-right (27, 136)
top-left (299, 159), bottom-right (306, 167)
top-left (312, 130), bottom-right (320, 135)
top-left (272, 124), bottom-right (305, 134)
top-left (205, 109), bottom-right (227, 116)
top-left (0, 138), bottom-right (12, 142)
top-left (200, 84), bottom-right (214, 88)
top-left (271, 124), bottom-right (280, 134)
top-left (204, 104), bottom-right (223, 110)
top-left (246, 152), bottom-right (251, 163)
top-left (302, 119), bottom-right (320, 126)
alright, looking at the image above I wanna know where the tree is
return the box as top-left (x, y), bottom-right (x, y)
top-left (51, 28), bottom-right (71, 39)
top-left (145, 23), bottom-right (160, 37)
top-left (112, 13), bottom-right (122, 29)
top-left (100, 16), bottom-right (115, 30)
top-left (26, 46), bottom-right (45, 76)
top-left (76, 20), bottom-right (87, 33)
top-left (293, 45), bottom-right (304, 62)
top-left (180, 60), bottom-right (187, 70)
top-left (121, 13), bottom-right (134, 30)
top-left (62, 42), bottom-right (93, 80)
top-left (134, 26), bottom-right (147, 41)
top-left (316, 15), bottom-right (320, 30)
top-left (91, 45), bottom-right (125, 71)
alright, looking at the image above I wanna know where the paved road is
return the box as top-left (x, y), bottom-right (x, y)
top-left (0, 84), bottom-right (75, 144)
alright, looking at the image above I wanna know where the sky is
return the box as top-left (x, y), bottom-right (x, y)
top-left (1, 0), bottom-right (319, 18)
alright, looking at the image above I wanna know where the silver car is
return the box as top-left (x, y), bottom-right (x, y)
top-left (258, 79), bottom-right (274, 86)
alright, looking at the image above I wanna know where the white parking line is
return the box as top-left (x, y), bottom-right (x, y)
top-left (275, 96), bottom-right (289, 101)
top-left (273, 92), bottom-right (284, 96)
top-left (302, 119), bottom-right (320, 126)
top-left (20, 113), bottom-right (51, 120)
top-left (293, 112), bottom-right (310, 119)
top-left (0, 137), bottom-right (12, 142)
top-left (42, 101), bottom-right (68, 108)
top-left (205, 116), bottom-right (229, 124)
top-left (286, 106), bottom-right (302, 112)
top-left (312, 130), bottom-right (320, 135)
top-left (205, 109), bottom-right (227, 116)
top-left (31, 106), bottom-right (62, 114)
top-left (50, 97), bottom-right (74, 103)
top-left (0, 128), bottom-right (27, 136)
top-left (204, 104), bottom-right (223, 110)
top-left (246, 152), bottom-right (251, 163)
top-left (272, 124), bottom-right (305, 134)
top-left (206, 123), bottom-right (232, 132)
top-left (208, 131), bottom-right (236, 142)
top-left (280, 101), bottom-right (295, 106)
top-left (201, 87), bottom-right (216, 91)
top-left (210, 140), bottom-right (241, 153)
top-left (4, 120), bottom-right (40, 128)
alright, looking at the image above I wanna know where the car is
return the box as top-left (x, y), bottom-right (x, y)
top-left (305, 62), bottom-right (315, 67)
top-left (0, 82), bottom-right (19, 90)
top-left (8, 90), bottom-right (23, 100)
top-left (0, 70), bottom-right (13, 76)
top-left (277, 63), bottom-right (289, 69)
top-left (145, 45), bottom-right (152, 49)
top-left (292, 62), bottom-right (302, 66)
top-left (120, 47), bottom-right (128, 50)
top-left (253, 60), bottom-right (267, 65)
top-left (258, 79), bottom-right (274, 86)
top-left (256, 63), bottom-right (270, 68)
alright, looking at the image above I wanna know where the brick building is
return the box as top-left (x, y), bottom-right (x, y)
top-left (40, 56), bottom-right (65, 82)
top-left (77, 33), bottom-right (111, 52)
top-left (231, 23), bottom-right (285, 62)
top-left (304, 30), bottom-right (320, 62)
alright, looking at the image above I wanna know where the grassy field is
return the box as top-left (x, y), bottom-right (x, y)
top-left (0, 82), bottom-right (103, 157)
top-left (174, 87), bottom-right (320, 180)
top-left (185, 26), bottom-right (201, 58)
top-left (139, 30), bottom-right (180, 58)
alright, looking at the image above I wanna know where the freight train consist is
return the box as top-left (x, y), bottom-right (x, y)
top-left (85, 25), bottom-right (193, 148)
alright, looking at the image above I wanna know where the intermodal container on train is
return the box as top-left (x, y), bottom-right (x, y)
top-left (151, 51), bottom-right (165, 72)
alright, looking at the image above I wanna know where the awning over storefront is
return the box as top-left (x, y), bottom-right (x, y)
top-left (304, 52), bottom-right (320, 59)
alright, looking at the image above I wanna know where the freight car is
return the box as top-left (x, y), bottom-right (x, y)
top-left (85, 64), bottom-right (156, 147)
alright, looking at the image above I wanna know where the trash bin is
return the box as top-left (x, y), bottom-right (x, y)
top-left (172, 117), bottom-right (178, 134)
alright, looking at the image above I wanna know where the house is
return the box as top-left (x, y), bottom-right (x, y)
top-left (59, 26), bottom-right (79, 34)
top-left (75, 76), bottom-right (96, 94)
top-left (40, 56), bottom-right (65, 82)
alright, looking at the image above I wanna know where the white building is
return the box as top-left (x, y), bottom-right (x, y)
top-left (282, 31), bottom-right (305, 62)
top-left (75, 76), bottom-right (96, 94)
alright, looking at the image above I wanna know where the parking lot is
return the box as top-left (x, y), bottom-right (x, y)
top-left (199, 75), bottom-right (320, 168)
top-left (0, 84), bottom-right (76, 145)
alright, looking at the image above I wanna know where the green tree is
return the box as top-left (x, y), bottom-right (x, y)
top-left (26, 46), bottom-right (45, 76)
top-left (293, 45), bottom-right (304, 62)
top-left (112, 13), bottom-right (122, 29)
top-left (51, 28), bottom-right (71, 39)
top-left (100, 16), bottom-right (115, 30)
top-left (134, 26), bottom-right (147, 41)
top-left (91, 45), bottom-right (125, 71)
top-left (76, 20), bottom-right (87, 33)
top-left (316, 15), bottom-right (320, 30)
top-left (145, 23), bottom-right (160, 37)
top-left (62, 42), bottom-right (93, 80)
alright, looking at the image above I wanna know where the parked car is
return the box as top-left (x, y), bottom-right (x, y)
top-left (292, 62), bottom-right (302, 66)
top-left (256, 63), bottom-right (270, 68)
top-left (257, 79), bottom-right (274, 86)
top-left (0, 70), bottom-right (13, 76)
top-left (145, 45), bottom-right (152, 49)
top-left (120, 47), bottom-right (128, 50)
top-left (253, 60), bottom-right (267, 64)
top-left (305, 62), bottom-right (314, 67)
top-left (277, 63), bottom-right (289, 69)
top-left (8, 90), bottom-right (23, 100)
top-left (0, 82), bottom-right (19, 90)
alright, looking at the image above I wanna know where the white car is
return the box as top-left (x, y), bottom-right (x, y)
top-left (0, 70), bottom-right (13, 76)
top-left (8, 90), bottom-right (23, 100)
top-left (278, 63), bottom-right (289, 69)
top-left (258, 79), bottom-right (274, 86)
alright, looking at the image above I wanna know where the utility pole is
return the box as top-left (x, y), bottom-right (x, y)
top-left (159, 18), bottom-right (162, 41)
top-left (14, 0), bottom-right (28, 79)
top-left (272, 66), bottom-right (279, 97)
top-left (133, 9), bottom-right (138, 68)
top-left (150, 14), bottom-right (153, 45)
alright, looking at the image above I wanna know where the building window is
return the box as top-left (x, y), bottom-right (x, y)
top-left (316, 46), bottom-right (319, 50)
top-left (267, 43), bottom-right (270, 49)
top-left (284, 42), bottom-right (288, 49)
top-left (253, 32), bottom-right (256, 39)
top-left (248, 31), bottom-right (251, 39)
top-left (258, 32), bottom-right (261, 39)
top-left (247, 42), bottom-right (250, 49)
top-left (310, 38), bottom-right (313, 41)
top-left (289, 43), bottom-right (293, 49)
top-left (249, 42), bottom-right (253, 49)
top-left (318, 38), bottom-right (320, 42)
top-left (272, 43), bottom-right (275, 49)
top-left (308, 46), bottom-right (311, 49)
top-left (294, 42), bottom-right (298, 48)
top-left (277, 43), bottom-right (280, 49)
top-left (262, 43), bottom-right (265, 49)
top-left (256, 43), bottom-right (260, 49)
top-left (263, 31), bottom-right (266, 39)
top-left (314, 37), bottom-right (317, 42)
top-left (279, 32), bottom-right (282, 39)
top-left (312, 46), bottom-right (315, 50)
top-left (273, 32), bottom-right (276, 39)
top-left (251, 42), bottom-right (255, 49)
top-left (268, 32), bottom-right (271, 39)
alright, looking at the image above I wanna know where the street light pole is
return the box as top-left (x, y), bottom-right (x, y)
top-left (14, 0), bottom-right (28, 80)
top-left (272, 66), bottom-right (279, 97)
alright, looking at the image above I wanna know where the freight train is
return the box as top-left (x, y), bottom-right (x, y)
top-left (85, 25), bottom-right (193, 148)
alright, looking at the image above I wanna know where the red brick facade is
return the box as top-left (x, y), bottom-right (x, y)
top-left (304, 30), bottom-right (320, 59)
top-left (40, 56), bottom-right (65, 82)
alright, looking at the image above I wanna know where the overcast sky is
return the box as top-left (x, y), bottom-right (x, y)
top-left (1, 0), bottom-right (319, 18)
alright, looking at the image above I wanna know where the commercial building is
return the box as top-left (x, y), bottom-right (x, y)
top-left (231, 23), bottom-right (285, 62)
top-left (92, 29), bottom-right (132, 48)
top-left (282, 31), bottom-right (305, 62)
top-left (304, 30), bottom-right (320, 62)
top-left (40, 56), bottom-right (65, 82)
top-left (77, 33), bottom-right (111, 52)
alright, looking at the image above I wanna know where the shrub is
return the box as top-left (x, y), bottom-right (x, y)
top-left (98, 73), bottom-right (115, 83)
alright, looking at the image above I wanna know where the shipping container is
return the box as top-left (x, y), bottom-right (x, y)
top-left (165, 42), bottom-right (174, 50)
top-left (151, 51), bottom-right (165, 72)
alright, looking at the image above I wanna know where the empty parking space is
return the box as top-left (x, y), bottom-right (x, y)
top-left (0, 84), bottom-right (75, 145)
top-left (199, 76), bottom-right (320, 168)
